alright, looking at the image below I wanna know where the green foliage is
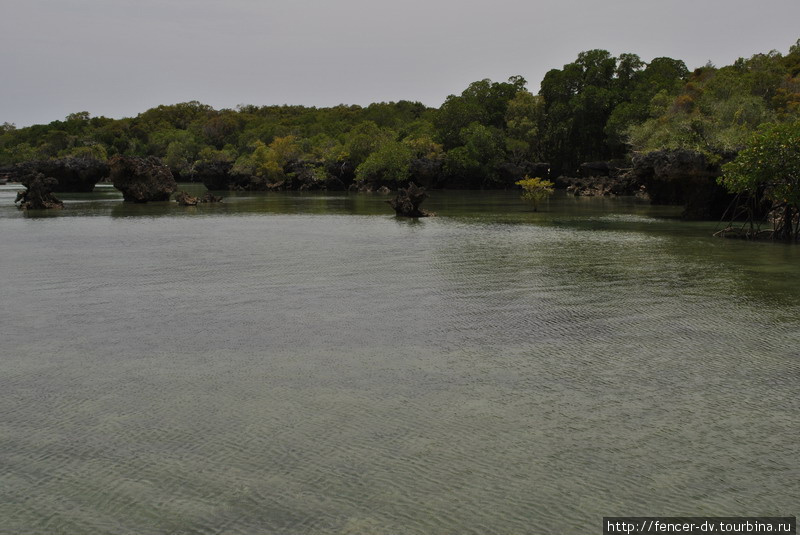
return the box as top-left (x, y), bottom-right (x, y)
top-left (435, 76), bottom-right (527, 149)
top-left (2, 142), bottom-right (39, 163)
top-left (197, 146), bottom-right (237, 165)
top-left (355, 140), bottom-right (413, 182)
top-left (721, 121), bottom-right (800, 201)
top-left (345, 121), bottom-right (395, 167)
top-left (540, 49), bottom-right (621, 172)
top-left (539, 49), bottom-right (690, 173)
top-left (1, 38), bottom-right (798, 194)
top-left (721, 121), bottom-right (800, 239)
top-left (515, 176), bottom-right (554, 211)
top-left (403, 135), bottom-right (443, 160)
top-left (505, 90), bottom-right (545, 162)
top-left (629, 46), bottom-right (800, 156)
top-left (59, 143), bottom-right (108, 161)
top-left (443, 122), bottom-right (504, 185)
top-left (164, 141), bottom-right (192, 174)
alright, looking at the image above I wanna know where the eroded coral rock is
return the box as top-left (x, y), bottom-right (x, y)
top-left (199, 192), bottom-right (223, 203)
top-left (14, 174), bottom-right (64, 210)
top-left (387, 182), bottom-right (433, 217)
top-left (110, 156), bottom-right (177, 202)
top-left (174, 191), bottom-right (199, 206)
top-left (14, 157), bottom-right (109, 192)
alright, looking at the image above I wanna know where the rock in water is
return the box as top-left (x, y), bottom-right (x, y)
top-left (199, 192), bottom-right (223, 203)
top-left (13, 157), bottom-right (109, 192)
top-left (14, 173), bottom-right (64, 210)
top-left (110, 156), bottom-right (177, 202)
top-left (174, 191), bottom-right (199, 206)
top-left (387, 182), bottom-right (433, 217)
top-left (193, 160), bottom-right (236, 191)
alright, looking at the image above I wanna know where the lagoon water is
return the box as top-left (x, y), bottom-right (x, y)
top-left (1, 185), bottom-right (798, 534)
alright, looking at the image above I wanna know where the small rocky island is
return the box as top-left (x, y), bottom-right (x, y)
top-left (387, 183), bottom-right (433, 217)
top-left (9, 157), bottom-right (108, 193)
top-left (109, 156), bottom-right (177, 202)
top-left (14, 173), bottom-right (64, 210)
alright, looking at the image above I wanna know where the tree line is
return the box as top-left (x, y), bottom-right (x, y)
top-left (1, 39), bottom-right (798, 190)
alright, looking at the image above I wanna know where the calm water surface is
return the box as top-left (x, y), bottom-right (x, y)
top-left (1, 185), bottom-right (798, 534)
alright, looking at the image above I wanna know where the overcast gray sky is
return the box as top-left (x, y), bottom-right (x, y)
top-left (1, 0), bottom-right (799, 127)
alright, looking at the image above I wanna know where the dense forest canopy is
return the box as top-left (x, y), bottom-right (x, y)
top-left (2, 39), bottom-right (798, 188)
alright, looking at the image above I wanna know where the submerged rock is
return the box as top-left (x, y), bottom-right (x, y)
top-left (387, 182), bottom-right (433, 217)
top-left (110, 156), bottom-right (177, 202)
top-left (174, 191), bottom-right (199, 206)
top-left (199, 192), bottom-right (223, 203)
top-left (14, 173), bottom-right (64, 210)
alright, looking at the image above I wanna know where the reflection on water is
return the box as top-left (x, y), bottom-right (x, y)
top-left (0, 186), bottom-right (798, 534)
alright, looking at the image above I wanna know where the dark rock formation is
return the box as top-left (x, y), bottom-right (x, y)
top-left (12, 157), bottom-right (109, 192)
top-left (174, 191), bottom-right (199, 206)
top-left (376, 186), bottom-right (392, 194)
top-left (14, 173), bottom-right (63, 210)
top-left (199, 192), bottom-right (222, 203)
top-left (555, 174), bottom-right (643, 197)
top-left (387, 182), bottom-right (433, 217)
top-left (578, 159), bottom-right (630, 178)
top-left (631, 149), bottom-right (734, 219)
top-left (324, 160), bottom-right (355, 184)
top-left (530, 162), bottom-right (552, 180)
top-left (579, 161), bottom-right (610, 178)
top-left (349, 182), bottom-right (375, 193)
top-left (494, 161), bottom-right (552, 188)
top-left (193, 160), bottom-right (236, 191)
top-left (193, 160), bottom-right (266, 191)
top-left (109, 156), bottom-right (177, 202)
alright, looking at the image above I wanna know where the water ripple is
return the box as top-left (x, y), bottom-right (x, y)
top-left (1, 201), bottom-right (798, 534)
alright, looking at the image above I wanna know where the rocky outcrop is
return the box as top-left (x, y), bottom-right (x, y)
top-left (555, 174), bottom-right (643, 197)
top-left (174, 190), bottom-right (222, 205)
top-left (579, 161), bottom-right (611, 178)
top-left (174, 191), bottom-right (199, 206)
top-left (199, 192), bottom-right (222, 203)
top-left (14, 174), bottom-right (63, 210)
top-left (631, 149), bottom-right (734, 219)
top-left (109, 156), bottom-right (177, 202)
top-left (13, 157), bottom-right (109, 192)
top-left (193, 160), bottom-right (236, 191)
top-left (495, 161), bottom-right (552, 187)
top-left (387, 182), bottom-right (433, 217)
top-left (579, 160), bottom-right (628, 178)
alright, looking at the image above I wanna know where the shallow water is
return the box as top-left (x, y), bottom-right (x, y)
top-left (1, 185), bottom-right (798, 534)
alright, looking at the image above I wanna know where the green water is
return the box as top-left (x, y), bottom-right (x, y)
top-left (0, 185), bottom-right (797, 534)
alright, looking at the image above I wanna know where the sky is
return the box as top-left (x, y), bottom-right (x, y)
top-left (1, 0), bottom-right (799, 127)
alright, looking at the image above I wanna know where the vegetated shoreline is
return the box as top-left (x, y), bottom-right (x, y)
top-left (2, 39), bottom-right (799, 237)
